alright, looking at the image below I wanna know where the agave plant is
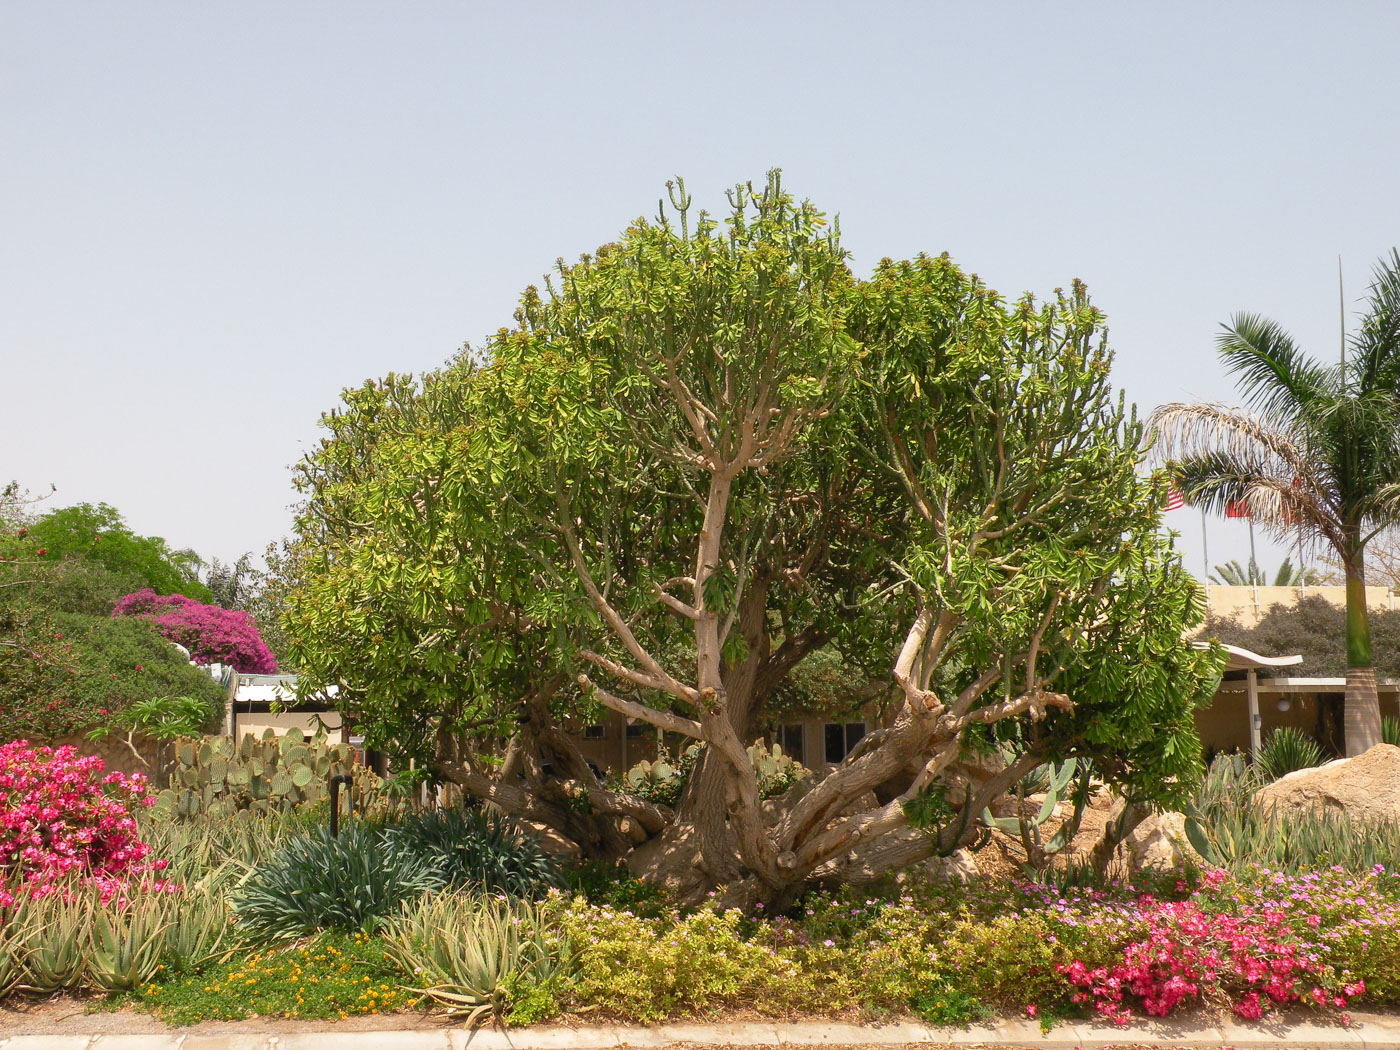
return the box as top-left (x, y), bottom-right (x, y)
top-left (1384, 715), bottom-right (1400, 747)
top-left (384, 808), bottom-right (561, 898)
top-left (1256, 726), bottom-right (1327, 782)
top-left (384, 893), bottom-right (563, 1026)
top-left (234, 824), bottom-right (440, 938)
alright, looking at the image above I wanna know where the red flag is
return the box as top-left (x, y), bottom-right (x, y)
top-left (1164, 484), bottom-right (1185, 512)
top-left (1225, 499), bottom-right (1251, 518)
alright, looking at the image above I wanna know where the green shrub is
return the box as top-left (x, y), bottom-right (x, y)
top-left (562, 860), bottom-right (670, 918)
top-left (1383, 715), bottom-right (1400, 747)
top-left (385, 808), bottom-right (560, 898)
top-left (233, 824), bottom-right (439, 937)
top-left (938, 911), bottom-right (1127, 1010)
top-left (137, 931), bottom-right (409, 1023)
top-left (553, 897), bottom-right (841, 1021)
top-left (1257, 726), bottom-right (1326, 782)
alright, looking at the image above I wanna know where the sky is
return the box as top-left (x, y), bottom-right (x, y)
top-left (3, 2), bottom-right (1399, 582)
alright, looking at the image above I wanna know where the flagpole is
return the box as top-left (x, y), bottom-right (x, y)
top-left (1249, 518), bottom-right (1259, 613)
top-left (1201, 506), bottom-right (1210, 598)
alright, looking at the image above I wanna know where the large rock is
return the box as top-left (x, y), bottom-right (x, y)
top-left (1254, 744), bottom-right (1400, 824)
top-left (1122, 811), bottom-right (1199, 873)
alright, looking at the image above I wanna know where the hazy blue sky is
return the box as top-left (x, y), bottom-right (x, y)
top-left (3, 2), bottom-right (1398, 582)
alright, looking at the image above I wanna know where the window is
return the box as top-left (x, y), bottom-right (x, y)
top-left (779, 723), bottom-right (805, 764)
top-left (625, 722), bottom-right (646, 739)
top-left (824, 721), bottom-right (866, 764)
top-left (583, 724), bottom-right (606, 740)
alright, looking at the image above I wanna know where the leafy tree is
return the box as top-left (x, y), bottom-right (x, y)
top-left (286, 174), bottom-right (1220, 902)
top-left (17, 503), bottom-right (213, 606)
top-left (1154, 250), bottom-right (1400, 754)
top-left (1210, 558), bottom-right (1327, 586)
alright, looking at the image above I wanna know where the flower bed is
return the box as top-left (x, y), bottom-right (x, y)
top-left (3, 767), bottom-right (1399, 1031)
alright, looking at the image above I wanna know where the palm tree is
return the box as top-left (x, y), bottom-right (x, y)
top-left (1153, 250), bottom-right (1400, 755)
top-left (1210, 558), bottom-right (1325, 586)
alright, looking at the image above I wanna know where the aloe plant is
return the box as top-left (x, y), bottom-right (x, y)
top-left (384, 893), bottom-right (562, 1026)
top-left (1184, 751), bottom-right (1400, 873)
top-left (980, 756), bottom-right (1088, 872)
top-left (87, 899), bottom-right (170, 992)
top-left (19, 891), bottom-right (90, 993)
top-left (0, 897), bottom-right (39, 996)
top-left (162, 892), bottom-right (238, 973)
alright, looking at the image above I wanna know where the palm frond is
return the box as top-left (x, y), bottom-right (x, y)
top-left (1174, 450), bottom-right (1343, 553)
top-left (1217, 313), bottom-right (1335, 427)
top-left (1349, 248), bottom-right (1400, 397)
top-left (1149, 402), bottom-right (1312, 478)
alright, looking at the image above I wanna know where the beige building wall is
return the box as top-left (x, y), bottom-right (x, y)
top-left (233, 709), bottom-right (344, 741)
top-left (1203, 584), bottom-right (1398, 628)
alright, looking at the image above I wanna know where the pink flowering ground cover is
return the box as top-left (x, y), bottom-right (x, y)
top-left (0, 739), bottom-right (169, 907)
top-left (968, 867), bottom-right (1386, 1025)
top-left (112, 589), bottom-right (275, 673)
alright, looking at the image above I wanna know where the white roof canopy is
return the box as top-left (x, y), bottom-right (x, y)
top-left (1196, 641), bottom-right (1304, 673)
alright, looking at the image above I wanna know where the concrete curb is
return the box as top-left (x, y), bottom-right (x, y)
top-left (1, 1015), bottom-right (1399, 1050)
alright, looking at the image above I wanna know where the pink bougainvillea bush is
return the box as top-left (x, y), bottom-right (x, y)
top-left (112, 589), bottom-right (276, 673)
top-left (0, 740), bottom-right (167, 906)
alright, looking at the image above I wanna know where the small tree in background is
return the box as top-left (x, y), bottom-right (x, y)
top-left (20, 503), bottom-right (212, 605)
top-left (113, 589), bottom-right (276, 674)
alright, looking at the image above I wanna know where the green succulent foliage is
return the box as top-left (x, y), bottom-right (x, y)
top-left (1184, 752), bottom-right (1400, 873)
top-left (1384, 715), bottom-right (1400, 747)
top-left (852, 256), bottom-right (1224, 815)
top-left (384, 893), bottom-right (564, 1026)
top-left (283, 173), bottom-right (1223, 876)
top-left (151, 727), bottom-right (357, 821)
top-left (384, 808), bottom-right (562, 897)
top-left (1256, 726), bottom-right (1327, 782)
top-left (87, 899), bottom-right (170, 993)
top-left (233, 824), bottom-right (441, 938)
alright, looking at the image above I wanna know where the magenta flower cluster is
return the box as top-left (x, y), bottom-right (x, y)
top-left (1057, 895), bottom-right (1361, 1023)
top-left (112, 589), bottom-right (276, 674)
top-left (0, 740), bottom-right (169, 907)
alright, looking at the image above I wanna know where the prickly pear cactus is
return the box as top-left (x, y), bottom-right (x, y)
top-left (620, 738), bottom-right (808, 807)
top-left (152, 727), bottom-right (357, 820)
top-left (745, 738), bottom-right (809, 797)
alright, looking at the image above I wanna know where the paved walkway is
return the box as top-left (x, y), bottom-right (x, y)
top-left (3, 1016), bottom-right (1400, 1050)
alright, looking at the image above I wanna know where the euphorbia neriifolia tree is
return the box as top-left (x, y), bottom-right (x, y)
top-left (284, 173), bottom-right (1222, 905)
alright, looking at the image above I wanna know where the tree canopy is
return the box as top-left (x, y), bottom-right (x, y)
top-left (285, 173), bottom-right (1222, 902)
